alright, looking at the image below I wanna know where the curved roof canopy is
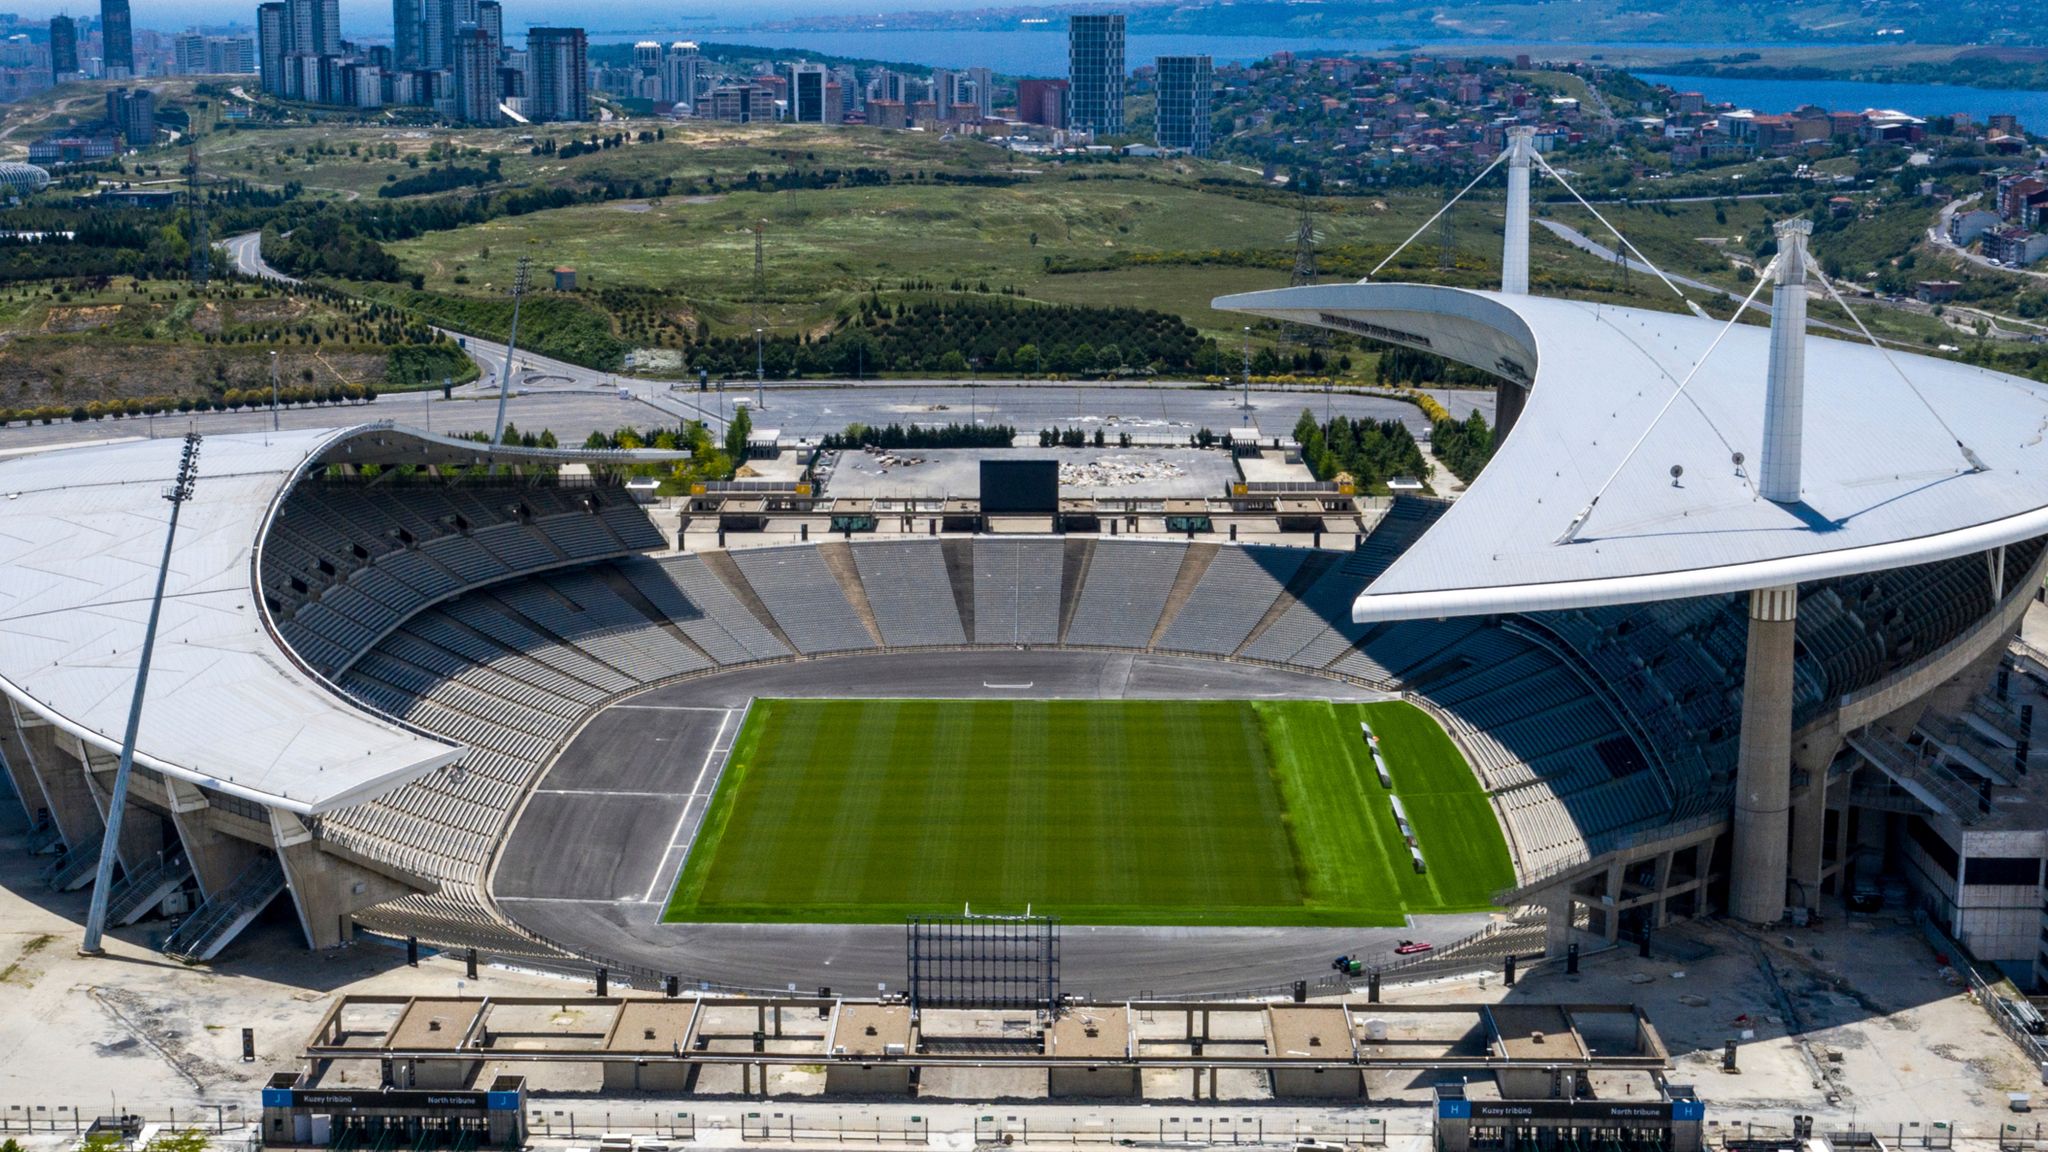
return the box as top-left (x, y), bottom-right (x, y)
top-left (1216, 283), bottom-right (2048, 620)
top-left (0, 423), bottom-right (692, 814)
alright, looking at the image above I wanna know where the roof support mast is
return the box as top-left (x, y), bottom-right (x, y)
top-left (1501, 127), bottom-right (1535, 296)
top-left (1760, 219), bottom-right (1811, 504)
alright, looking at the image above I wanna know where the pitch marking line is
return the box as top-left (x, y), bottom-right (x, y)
top-left (639, 706), bottom-right (736, 905)
top-left (532, 789), bottom-right (713, 798)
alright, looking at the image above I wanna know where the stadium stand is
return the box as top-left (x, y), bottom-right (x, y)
top-left (851, 541), bottom-right (970, 647)
top-left (1064, 540), bottom-right (1187, 648)
top-left (973, 539), bottom-right (1064, 645)
top-left (729, 546), bottom-right (877, 655)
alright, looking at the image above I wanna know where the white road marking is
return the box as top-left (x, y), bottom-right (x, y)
top-left (638, 707), bottom-right (736, 904)
top-left (982, 681), bottom-right (1035, 689)
top-left (610, 704), bottom-right (737, 713)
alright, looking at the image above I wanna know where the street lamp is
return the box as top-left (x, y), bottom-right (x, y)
top-left (269, 349), bottom-right (279, 432)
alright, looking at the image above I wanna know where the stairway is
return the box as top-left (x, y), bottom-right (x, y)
top-left (163, 855), bottom-right (286, 963)
top-left (40, 833), bottom-right (103, 891)
top-left (105, 853), bottom-right (193, 926)
top-left (1846, 725), bottom-right (1989, 825)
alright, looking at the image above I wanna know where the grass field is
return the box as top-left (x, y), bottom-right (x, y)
top-left (663, 697), bottom-right (1512, 927)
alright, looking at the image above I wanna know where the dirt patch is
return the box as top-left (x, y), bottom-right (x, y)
top-left (0, 341), bottom-right (394, 408)
top-left (41, 304), bottom-right (127, 333)
top-left (0, 932), bottom-right (54, 984)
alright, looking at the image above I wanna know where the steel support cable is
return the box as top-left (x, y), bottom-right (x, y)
top-left (1531, 150), bottom-right (1705, 317)
top-left (1556, 255), bottom-right (1780, 545)
top-left (1366, 148), bottom-right (1509, 280)
top-left (1805, 253), bottom-right (1988, 475)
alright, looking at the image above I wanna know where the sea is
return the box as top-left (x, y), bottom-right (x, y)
top-left (584, 27), bottom-right (2048, 124)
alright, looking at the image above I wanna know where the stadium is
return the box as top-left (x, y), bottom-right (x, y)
top-left (6, 129), bottom-right (2048, 1022)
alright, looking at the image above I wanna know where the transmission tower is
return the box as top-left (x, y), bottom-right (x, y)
top-left (1612, 231), bottom-right (1632, 293)
top-left (1290, 193), bottom-right (1319, 287)
top-left (186, 143), bottom-right (209, 286)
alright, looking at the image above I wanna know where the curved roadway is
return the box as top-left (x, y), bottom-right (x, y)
top-left (491, 649), bottom-right (1495, 999)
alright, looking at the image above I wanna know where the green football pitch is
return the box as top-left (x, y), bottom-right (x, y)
top-left (663, 698), bottom-right (1513, 926)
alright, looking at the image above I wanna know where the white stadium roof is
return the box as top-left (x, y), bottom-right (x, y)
top-left (0, 424), bottom-right (693, 815)
top-left (1216, 283), bottom-right (2048, 619)
top-left (0, 428), bottom-right (461, 814)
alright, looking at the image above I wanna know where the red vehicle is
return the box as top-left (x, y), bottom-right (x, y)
top-left (1394, 940), bottom-right (1432, 956)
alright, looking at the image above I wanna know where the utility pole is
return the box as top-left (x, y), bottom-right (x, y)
top-left (81, 432), bottom-right (203, 956)
top-left (268, 350), bottom-right (279, 433)
top-left (1290, 191), bottom-right (1326, 371)
top-left (752, 220), bottom-right (768, 410)
top-left (1241, 325), bottom-right (1253, 413)
top-left (187, 143), bottom-right (209, 286)
top-left (491, 255), bottom-right (533, 454)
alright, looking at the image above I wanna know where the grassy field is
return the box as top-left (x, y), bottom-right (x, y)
top-left (664, 697), bottom-right (1512, 926)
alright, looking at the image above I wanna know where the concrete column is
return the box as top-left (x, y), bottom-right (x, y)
top-left (0, 713), bottom-right (47, 828)
top-left (79, 745), bottom-right (165, 872)
top-left (273, 810), bottom-right (423, 950)
top-left (1495, 381), bottom-right (1527, 443)
top-left (1602, 858), bottom-right (1624, 942)
top-left (1787, 725), bottom-right (1842, 911)
top-left (163, 779), bottom-right (262, 900)
top-left (1501, 127), bottom-right (1535, 296)
top-left (1731, 584), bottom-right (1799, 924)
top-left (16, 720), bottom-right (104, 850)
top-left (1760, 219), bottom-right (1811, 504)
top-left (1543, 887), bottom-right (1573, 958)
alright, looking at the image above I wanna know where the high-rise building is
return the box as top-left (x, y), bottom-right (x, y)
top-left (930, 68), bottom-right (957, 120)
top-left (174, 32), bottom-right (208, 74)
top-left (452, 23), bottom-right (499, 124)
top-left (1154, 54), bottom-right (1212, 155)
top-left (633, 40), bottom-right (660, 73)
top-left (48, 16), bottom-right (77, 81)
top-left (968, 66), bottom-right (994, 119)
top-left (100, 0), bottom-right (134, 78)
top-left (476, 2), bottom-right (502, 50)
top-left (256, 2), bottom-right (286, 93)
top-left (525, 27), bottom-right (587, 123)
top-left (1017, 77), bottom-right (1068, 128)
top-left (286, 0), bottom-right (340, 57)
top-left (832, 64), bottom-right (858, 113)
top-left (788, 61), bottom-right (828, 123)
top-left (106, 86), bottom-right (154, 147)
top-left (661, 42), bottom-right (699, 108)
top-left (706, 82), bottom-right (771, 123)
top-left (393, 0), bottom-right (423, 70)
top-left (1067, 13), bottom-right (1124, 136)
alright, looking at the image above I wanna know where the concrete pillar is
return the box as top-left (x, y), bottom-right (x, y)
top-left (1501, 127), bottom-right (1535, 296)
top-left (1731, 584), bottom-right (1799, 924)
top-left (273, 810), bottom-right (423, 950)
top-left (79, 745), bottom-right (166, 872)
top-left (0, 713), bottom-right (48, 827)
top-left (16, 718), bottom-right (104, 850)
top-left (1602, 857), bottom-right (1624, 942)
top-left (1760, 219), bottom-right (1811, 504)
top-left (163, 779), bottom-right (261, 900)
top-left (1787, 725), bottom-right (1842, 911)
top-left (1543, 887), bottom-right (1573, 958)
top-left (1495, 381), bottom-right (1527, 443)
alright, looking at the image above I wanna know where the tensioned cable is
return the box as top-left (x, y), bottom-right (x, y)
top-left (1366, 148), bottom-right (1508, 280)
top-left (1556, 254), bottom-right (1780, 545)
top-left (1531, 151), bottom-right (1706, 318)
top-left (1805, 253), bottom-right (1988, 475)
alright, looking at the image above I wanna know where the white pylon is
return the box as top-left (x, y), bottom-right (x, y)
top-left (1501, 126), bottom-right (1536, 295)
top-left (1760, 218), bottom-right (1811, 504)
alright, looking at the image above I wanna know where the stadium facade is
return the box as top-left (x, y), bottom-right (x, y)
top-left (3, 140), bottom-right (2048, 990)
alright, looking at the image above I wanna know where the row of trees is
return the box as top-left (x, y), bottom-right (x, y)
top-left (683, 299), bottom-right (1217, 380)
top-left (819, 421), bottom-right (1017, 450)
top-left (1430, 410), bottom-right (1494, 483)
top-left (1294, 409), bottom-right (1429, 491)
top-left (0, 382), bottom-right (378, 428)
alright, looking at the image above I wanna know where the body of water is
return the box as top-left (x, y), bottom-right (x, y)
top-left (598, 30), bottom-right (1403, 76)
top-left (1635, 72), bottom-right (2048, 125)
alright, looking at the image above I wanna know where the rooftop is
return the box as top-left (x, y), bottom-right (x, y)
top-left (1216, 283), bottom-right (2048, 618)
